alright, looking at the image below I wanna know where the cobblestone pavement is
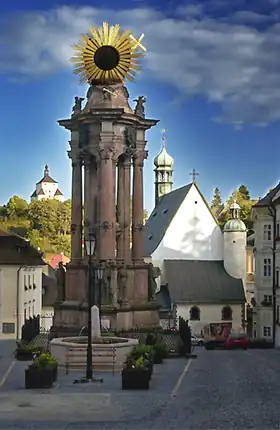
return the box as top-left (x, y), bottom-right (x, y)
top-left (0, 347), bottom-right (280, 428)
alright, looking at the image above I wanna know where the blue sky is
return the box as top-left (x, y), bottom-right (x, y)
top-left (1, 0), bottom-right (280, 212)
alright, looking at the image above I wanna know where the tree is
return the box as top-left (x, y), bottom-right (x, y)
top-left (222, 188), bottom-right (257, 231)
top-left (6, 196), bottom-right (29, 219)
top-left (210, 187), bottom-right (224, 218)
top-left (238, 185), bottom-right (250, 201)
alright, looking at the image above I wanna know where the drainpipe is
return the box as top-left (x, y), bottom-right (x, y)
top-left (268, 205), bottom-right (276, 347)
top-left (16, 268), bottom-right (22, 340)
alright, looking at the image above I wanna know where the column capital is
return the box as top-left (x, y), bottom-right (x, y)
top-left (99, 147), bottom-right (115, 161)
top-left (68, 151), bottom-right (82, 167)
top-left (133, 150), bottom-right (148, 167)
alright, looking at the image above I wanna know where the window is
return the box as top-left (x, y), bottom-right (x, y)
top-left (263, 326), bottom-right (272, 337)
top-left (190, 306), bottom-right (200, 321)
top-left (24, 308), bottom-right (27, 321)
top-left (28, 274), bottom-right (31, 289)
top-left (264, 295), bottom-right (272, 303)
top-left (222, 306), bottom-right (233, 320)
top-left (277, 223), bottom-right (280, 238)
top-left (263, 224), bottom-right (272, 241)
top-left (276, 270), bottom-right (279, 288)
top-left (2, 323), bottom-right (15, 334)
top-left (264, 258), bottom-right (272, 277)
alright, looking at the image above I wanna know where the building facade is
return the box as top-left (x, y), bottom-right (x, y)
top-left (0, 229), bottom-right (45, 338)
top-left (30, 165), bottom-right (64, 202)
top-left (251, 184), bottom-right (280, 344)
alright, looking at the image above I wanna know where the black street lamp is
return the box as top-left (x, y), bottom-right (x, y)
top-left (84, 231), bottom-right (96, 381)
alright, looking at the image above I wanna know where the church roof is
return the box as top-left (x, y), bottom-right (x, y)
top-left (30, 190), bottom-right (36, 198)
top-left (144, 184), bottom-right (192, 256)
top-left (54, 189), bottom-right (63, 196)
top-left (161, 260), bottom-right (245, 304)
top-left (36, 165), bottom-right (57, 185)
top-left (144, 182), bottom-right (219, 256)
top-left (254, 182), bottom-right (280, 207)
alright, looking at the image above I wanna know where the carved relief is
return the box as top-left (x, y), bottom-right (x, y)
top-left (79, 124), bottom-right (89, 148)
top-left (131, 223), bottom-right (144, 232)
top-left (124, 126), bottom-right (136, 148)
top-left (100, 221), bottom-right (112, 231)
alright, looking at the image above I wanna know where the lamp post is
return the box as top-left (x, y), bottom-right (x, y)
top-left (84, 231), bottom-right (96, 381)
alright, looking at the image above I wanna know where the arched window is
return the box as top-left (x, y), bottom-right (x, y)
top-left (190, 306), bottom-right (200, 321)
top-left (222, 306), bottom-right (232, 321)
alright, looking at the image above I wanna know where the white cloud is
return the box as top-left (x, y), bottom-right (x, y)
top-left (1, 5), bottom-right (280, 125)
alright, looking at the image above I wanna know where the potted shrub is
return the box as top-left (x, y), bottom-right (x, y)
top-left (153, 343), bottom-right (168, 364)
top-left (25, 353), bottom-right (57, 389)
top-left (122, 356), bottom-right (150, 390)
top-left (15, 342), bottom-right (41, 361)
top-left (130, 345), bottom-right (154, 379)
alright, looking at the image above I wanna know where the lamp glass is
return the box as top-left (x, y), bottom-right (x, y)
top-left (85, 235), bottom-right (96, 256)
top-left (96, 265), bottom-right (104, 281)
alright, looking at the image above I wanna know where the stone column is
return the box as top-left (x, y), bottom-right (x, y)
top-left (116, 158), bottom-right (125, 261)
top-left (132, 151), bottom-right (147, 263)
top-left (83, 156), bottom-right (92, 247)
top-left (123, 155), bottom-right (132, 263)
top-left (99, 148), bottom-right (115, 260)
top-left (70, 152), bottom-right (83, 260)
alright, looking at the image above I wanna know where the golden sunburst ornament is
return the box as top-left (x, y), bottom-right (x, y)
top-left (71, 21), bottom-right (146, 85)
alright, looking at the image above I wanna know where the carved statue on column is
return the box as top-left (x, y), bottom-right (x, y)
top-left (148, 263), bottom-right (160, 301)
top-left (55, 262), bottom-right (66, 302)
top-left (72, 96), bottom-right (84, 116)
top-left (117, 263), bottom-right (128, 303)
top-left (133, 96), bottom-right (146, 118)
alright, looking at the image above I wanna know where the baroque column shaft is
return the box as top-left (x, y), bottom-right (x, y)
top-left (123, 156), bottom-right (132, 262)
top-left (116, 159), bottom-right (125, 260)
top-left (83, 158), bottom-right (92, 245)
top-left (132, 151), bottom-right (147, 262)
top-left (70, 154), bottom-right (83, 260)
top-left (99, 148), bottom-right (115, 260)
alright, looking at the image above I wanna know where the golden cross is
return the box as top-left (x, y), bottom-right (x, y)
top-left (130, 33), bottom-right (146, 52)
top-left (161, 129), bottom-right (166, 147)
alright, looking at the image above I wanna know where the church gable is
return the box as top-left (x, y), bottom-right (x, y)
top-left (147, 182), bottom-right (223, 260)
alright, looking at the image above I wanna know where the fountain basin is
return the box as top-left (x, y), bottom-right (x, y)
top-left (50, 336), bottom-right (139, 372)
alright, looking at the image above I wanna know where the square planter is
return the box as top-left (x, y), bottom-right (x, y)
top-left (52, 365), bottom-right (58, 382)
top-left (25, 366), bottom-right (54, 389)
top-left (122, 368), bottom-right (150, 390)
top-left (16, 349), bottom-right (37, 361)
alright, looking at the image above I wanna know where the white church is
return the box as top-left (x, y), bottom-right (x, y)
top-left (30, 165), bottom-right (64, 202)
top-left (144, 134), bottom-right (246, 334)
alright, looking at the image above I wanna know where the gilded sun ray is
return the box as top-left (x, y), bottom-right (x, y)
top-left (71, 21), bottom-right (146, 85)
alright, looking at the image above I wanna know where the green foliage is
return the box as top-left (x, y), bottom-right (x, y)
top-left (0, 195), bottom-right (71, 258)
top-left (210, 187), bottom-right (224, 219)
top-left (238, 185), bottom-right (250, 200)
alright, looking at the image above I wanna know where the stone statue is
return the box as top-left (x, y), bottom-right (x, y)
top-left (102, 264), bottom-right (113, 304)
top-left (148, 263), bottom-right (160, 301)
top-left (72, 96), bottom-right (84, 116)
top-left (55, 262), bottom-right (66, 302)
top-left (124, 126), bottom-right (136, 148)
top-left (117, 264), bottom-right (128, 302)
top-left (133, 96), bottom-right (146, 118)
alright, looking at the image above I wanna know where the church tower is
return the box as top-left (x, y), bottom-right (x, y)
top-left (153, 130), bottom-right (174, 206)
top-left (223, 200), bottom-right (247, 281)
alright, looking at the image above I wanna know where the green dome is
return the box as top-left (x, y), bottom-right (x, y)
top-left (224, 218), bottom-right (246, 232)
top-left (154, 146), bottom-right (174, 168)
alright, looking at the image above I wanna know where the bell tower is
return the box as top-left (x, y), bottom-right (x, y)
top-left (154, 129), bottom-right (174, 206)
